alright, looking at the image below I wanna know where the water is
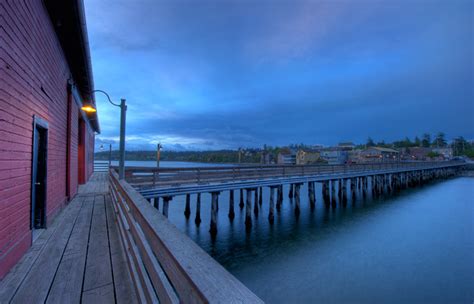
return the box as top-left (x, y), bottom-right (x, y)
top-left (110, 160), bottom-right (229, 168)
top-left (127, 162), bottom-right (474, 303)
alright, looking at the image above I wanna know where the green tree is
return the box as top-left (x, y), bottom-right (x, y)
top-left (421, 133), bottom-right (431, 147)
top-left (414, 136), bottom-right (421, 147)
top-left (366, 137), bottom-right (375, 147)
top-left (433, 132), bottom-right (447, 148)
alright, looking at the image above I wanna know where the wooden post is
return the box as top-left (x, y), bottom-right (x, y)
top-left (308, 182), bottom-right (315, 208)
top-left (350, 178), bottom-right (356, 200)
top-left (195, 193), bottom-right (201, 226)
top-left (259, 187), bottom-right (263, 206)
top-left (294, 183), bottom-right (301, 216)
top-left (153, 197), bottom-right (159, 210)
top-left (210, 192), bottom-right (219, 236)
top-left (277, 185), bottom-right (283, 211)
top-left (228, 190), bottom-right (235, 220)
top-left (163, 196), bottom-right (172, 218)
top-left (269, 187), bottom-right (275, 224)
top-left (184, 194), bottom-right (191, 218)
top-left (341, 179), bottom-right (347, 204)
top-left (239, 189), bottom-right (244, 209)
top-left (245, 189), bottom-right (252, 228)
top-left (288, 184), bottom-right (294, 198)
top-left (254, 188), bottom-right (259, 215)
top-left (338, 179), bottom-right (343, 201)
top-left (331, 180), bottom-right (337, 205)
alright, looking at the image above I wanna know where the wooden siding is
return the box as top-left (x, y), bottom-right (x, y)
top-left (0, 1), bottom-right (95, 279)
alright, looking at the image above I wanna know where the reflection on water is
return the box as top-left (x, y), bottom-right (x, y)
top-left (166, 177), bottom-right (474, 303)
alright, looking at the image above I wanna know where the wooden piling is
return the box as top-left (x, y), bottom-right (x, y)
top-left (269, 187), bottom-right (275, 224)
top-left (331, 180), bottom-right (337, 205)
top-left (289, 184), bottom-right (294, 198)
top-left (184, 194), bottom-right (191, 218)
top-left (228, 190), bottom-right (235, 220)
top-left (210, 192), bottom-right (219, 235)
top-left (294, 183), bottom-right (301, 216)
top-left (153, 197), bottom-right (159, 210)
top-left (163, 196), bottom-right (172, 218)
top-left (277, 185), bottom-right (283, 211)
top-left (245, 189), bottom-right (252, 228)
top-left (195, 193), bottom-right (201, 226)
top-left (254, 189), bottom-right (259, 215)
top-left (341, 179), bottom-right (347, 204)
top-left (239, 188), bottom-right (244, 208)
top-left (308, 182), bottom-right (315, 208)
top-left (259, 187), bottom-right (263, 206)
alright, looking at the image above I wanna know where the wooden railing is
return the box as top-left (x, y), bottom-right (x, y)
top-left (117, 161), bottom-right (465, 189)
top-left (108, 169), bottom-right (263, 303)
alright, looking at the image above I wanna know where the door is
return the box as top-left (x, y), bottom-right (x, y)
top-left (31, 116), bottom-right (48, 231)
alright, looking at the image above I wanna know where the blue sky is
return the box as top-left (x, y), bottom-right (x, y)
top-left (84, 0), bottom-right (473, 151)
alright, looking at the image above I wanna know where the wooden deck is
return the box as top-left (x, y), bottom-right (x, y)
top-left (0, 173), bottom-right (137, 304)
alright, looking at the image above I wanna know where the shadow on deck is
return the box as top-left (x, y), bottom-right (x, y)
top-left (0, 173), bottom-right (137, 303)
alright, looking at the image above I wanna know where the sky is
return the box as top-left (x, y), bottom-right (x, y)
top-left (84, 0), bottom-right (474, 151)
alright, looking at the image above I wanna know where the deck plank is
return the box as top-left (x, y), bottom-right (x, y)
top-left (82, 195), bottom-right (114, 297)
top-left (10, 197), bottom-right (86, 304)
top-left (45, 195), bottom-right (95, 303)
top-left (81, 283), bottom-right (115, 304)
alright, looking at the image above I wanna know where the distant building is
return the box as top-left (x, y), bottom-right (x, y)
top-left (432, 147), bottom-right (453, 160)
top-left (296, 149), bottom-right (321, 165)
top-left (360, 147), bottom-right (399, 162)
top-left (402, 147), bottom-right (431, 161)
top-left (277, 151), bottom-right (296, 165)
top-left (348, 149), bottom-right (363, 163)
top-left (338, 142), bottom-right (355, 150)
top-left (320, 150), bottom-right (348, 165)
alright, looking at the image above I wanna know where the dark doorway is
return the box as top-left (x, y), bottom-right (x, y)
top-left (31, 116), bottom-right (48, 233)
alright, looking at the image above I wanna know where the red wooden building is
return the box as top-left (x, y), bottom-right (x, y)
top-left (0, 0), bottom-right (99, 278)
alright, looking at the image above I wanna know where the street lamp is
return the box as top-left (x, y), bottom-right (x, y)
top-left (82, 90), bottom-right (127, 180)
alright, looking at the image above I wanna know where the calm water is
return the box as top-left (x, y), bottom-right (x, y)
top-left (126, 161), bottom-right (474, 303)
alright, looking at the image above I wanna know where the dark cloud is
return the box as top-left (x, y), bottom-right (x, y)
top-left (85, 0), bottom-right (474, 150)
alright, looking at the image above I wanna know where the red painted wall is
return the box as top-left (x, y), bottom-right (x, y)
top-left (0, 1), bottom-right (95, 279)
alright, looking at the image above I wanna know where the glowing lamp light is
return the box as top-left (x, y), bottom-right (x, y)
top-left (81, 104), bottom-right (97, 113)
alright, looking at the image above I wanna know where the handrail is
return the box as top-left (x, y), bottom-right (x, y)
top-left (108, 169), bottom-right (263, 303)
top-left (117, 161), bottom-right (465, 189)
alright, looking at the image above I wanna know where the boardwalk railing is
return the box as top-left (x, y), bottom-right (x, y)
top-left (108, 169), bottom-right (263, 303)
top-left (94, 160), bottom-right (110, 172)
top-left (118, 161), bottom-right (465, 189)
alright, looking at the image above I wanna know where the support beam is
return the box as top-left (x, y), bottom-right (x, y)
top-left (210, 192), bottom-right (219, 236)
top-left (184, 194), bottom-right (191, 219)
top-left (228, 190), bottom-right (235, 220)
top-left (259, 187), bottom-right (263, 206)
top-left (269, 187), bottom-right (275, 224)
top-left (195, 193), bottom-right (201, 226)
top-left (308, 182), bottom-right (315, 209)
top-left (254, 188), bottom-right (259, 215)
top-left (245, 189), bottom-right (252, 229)
top-left (162, 196), bottom-right (172, 218)
top-left (276, 185), bottom-right (283, 211)
top-left (239, 189), bottom-right (244, 209)
top-left (294, 183), bottom-right (301, 216)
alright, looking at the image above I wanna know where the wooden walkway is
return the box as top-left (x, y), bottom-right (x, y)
top-left (0, 173), bottom-right (137, 304)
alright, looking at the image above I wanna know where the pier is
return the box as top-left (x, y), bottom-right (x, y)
top-left (122, 161), bottom-right (464, 236)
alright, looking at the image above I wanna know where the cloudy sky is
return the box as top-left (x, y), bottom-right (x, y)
top-left (84, 0), bottom-right (473, 151)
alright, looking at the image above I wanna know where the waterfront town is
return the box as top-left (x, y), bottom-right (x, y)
top-left (1, 0), bottom-right (473, 303)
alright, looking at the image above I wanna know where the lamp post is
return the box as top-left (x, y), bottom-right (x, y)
top-left (82, 90), bottom-right (127, 180)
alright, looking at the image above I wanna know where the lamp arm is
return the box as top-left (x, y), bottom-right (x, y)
top-left (92, 89), bottom-right (121, 107)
